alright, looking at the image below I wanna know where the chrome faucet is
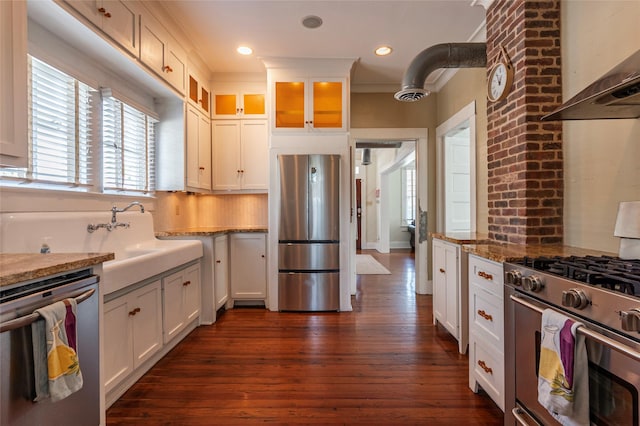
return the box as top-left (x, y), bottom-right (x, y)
top-left (111, 202), bottom-right (145, 225)
top-left (87, 223), bottom-right (112, 233)
top-left (87, 202), bottom-right (144, 233)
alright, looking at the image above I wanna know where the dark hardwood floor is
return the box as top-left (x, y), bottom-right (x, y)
top-left (107, 249), bottom-right (503, 425)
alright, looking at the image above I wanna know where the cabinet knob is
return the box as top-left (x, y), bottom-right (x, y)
top-left (261, 254), bottom-right (265, 258)
top-left (163, 65), bottom-right (173, 73)
top-left (439, 268), bottom-right (445, 274)
top-left (478, 360), bottom-right (493, 375)
top-left (128, 307), bottom-right (141, 316)
top-left (183, 280), bottom-right (191, 287)
top-left (98, 8), bottom-right (111, 17)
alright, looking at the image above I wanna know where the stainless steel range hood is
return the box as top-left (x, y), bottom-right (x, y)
top-left (542, 49), bottom-right (640, 121)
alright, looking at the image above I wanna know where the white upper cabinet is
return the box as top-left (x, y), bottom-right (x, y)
top-left (64, 0), bottom-right (139, 56)
top-left (212, 120), bottom-right (268, 191)
top-left (188, 68), bottom-right (211, 115)
top-left (139, 11), bottom-right (186, 94)
top-left (0, 0), bottom-right (28, 167)
top-left (212, 83), bottom-right (267, 119)
top-left (186, 105), bottom-right (212, 191)
top-left (272, 78), bottom-right (347, 133)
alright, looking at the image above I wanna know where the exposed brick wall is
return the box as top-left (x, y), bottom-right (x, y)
top-left (486, 0), bottom-right (563, 245)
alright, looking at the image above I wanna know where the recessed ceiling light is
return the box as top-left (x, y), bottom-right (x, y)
top-left (375, 46), bottom-right (393, 56)
top-left (237, 46), bottom-right (253, 55)
top-left (302, 15), bottom-right (323, 29)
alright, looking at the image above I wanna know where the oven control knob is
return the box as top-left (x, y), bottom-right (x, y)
top-left (505, 270), bottom-right (523, 286)
top-left (562, 288), bottom-right (590, 310)
top-left (620, 308), bottom-right (640, 332)
top-left (522, 275), bottom-right (544, 292)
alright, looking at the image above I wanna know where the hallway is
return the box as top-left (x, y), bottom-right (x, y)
top-left (107, 250), bottom-right (503, 425)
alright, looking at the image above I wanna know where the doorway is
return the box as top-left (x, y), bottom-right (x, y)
top-left (436, 102), bottom-right (476, 233)
top-left (350, 128), bottom-right (429, 295)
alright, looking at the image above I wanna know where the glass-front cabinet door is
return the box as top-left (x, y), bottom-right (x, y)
top-left (273, 78), bottom-right (346, 132)
top-left (275, 81), bottom-right (305, 128)
top-left (312, 81), bottom-right (343, 129)
top-left (213, 91), bottom-right (266, 118)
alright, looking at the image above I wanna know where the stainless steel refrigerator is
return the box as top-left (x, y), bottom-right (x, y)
top-left (278, 154), bottom-right (340, 311)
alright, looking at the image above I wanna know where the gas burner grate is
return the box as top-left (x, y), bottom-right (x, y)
top-left (521, 255), bottom-right (640, 297)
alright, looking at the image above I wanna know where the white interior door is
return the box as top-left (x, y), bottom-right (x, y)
top-left (445, 129), bottom-right (471, 232)
top-left (436, 101), bottom-right (476, 233)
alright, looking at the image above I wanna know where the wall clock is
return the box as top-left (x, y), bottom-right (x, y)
top-left (487, 45), bottom-right (514, 102)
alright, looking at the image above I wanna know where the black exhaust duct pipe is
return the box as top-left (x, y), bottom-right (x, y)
top-left (395, 43), bottom-right (487, 102)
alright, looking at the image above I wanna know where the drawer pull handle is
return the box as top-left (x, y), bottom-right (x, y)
top-left (216, 260), bottom-right (221, 264)
top-left (183, 280), bottom-right (191, 287)
top-left (478, 309), bottom-right (493, 322)
top-left (163, 65), bottom-right (173, 73)
top-left (478, 271), bottom-right (494, 281)
top-left (128, 307), bottom-right (141, 316)
top-left (439, 268), bottom-right (445, 274)
top-left (478, 360), bottom-right (493, 375)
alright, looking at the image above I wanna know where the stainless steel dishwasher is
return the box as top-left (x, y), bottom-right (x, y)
top-left (0, 269), bottom-right (100, 426)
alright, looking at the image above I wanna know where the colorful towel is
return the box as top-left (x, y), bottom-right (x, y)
top-left (537, 309), bottom-right (589, 426)
top-left (31, 299), bottom-right (83, 402)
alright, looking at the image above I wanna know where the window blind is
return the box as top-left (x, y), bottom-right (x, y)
top-left (102, 96), bottom-right (156, 193)
top-left (27, 56), bottom-right (95, 185)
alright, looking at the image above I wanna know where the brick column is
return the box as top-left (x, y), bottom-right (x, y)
top-left (486, 0), bottom-right (563, 245)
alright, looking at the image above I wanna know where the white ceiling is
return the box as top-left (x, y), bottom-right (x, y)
top-left (158, 1), bottom-right (487, 92)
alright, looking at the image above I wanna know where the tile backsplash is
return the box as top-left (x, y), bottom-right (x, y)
top-left (153, 192), bottom-right (268, 231)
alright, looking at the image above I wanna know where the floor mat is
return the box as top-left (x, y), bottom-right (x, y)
top-left (356, 254), bottom-right (391, 275)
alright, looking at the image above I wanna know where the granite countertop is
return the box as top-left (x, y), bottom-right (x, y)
top-left (0, 253), bottom-right (115, 287)
top-left (156, 226), bottom-right (268, 237)
top-left (462, 243), bottom-right (616, 263)
top-left (430, 231), bottom-right (491, 245)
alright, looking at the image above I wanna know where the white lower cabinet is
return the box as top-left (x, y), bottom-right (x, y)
top-left (230, 233), bottom-right (267, 301)
top-left (163, 263), bottom-right (201, 343)
top-left (468, 254), bottom-right (505, 411)
top-left (104, 280), bottom-right (162, 394)
top-left (104, 261), bottom-right (202, 405)
top-left (214, 234), bottom-right (229, 310)
top-left (432, 238), bottom-right (468, 354)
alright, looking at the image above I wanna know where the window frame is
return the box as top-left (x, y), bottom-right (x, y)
top-left (0, 55), bottom-right (157, 197)
top-left (401, 165), bottom-right (416, 227)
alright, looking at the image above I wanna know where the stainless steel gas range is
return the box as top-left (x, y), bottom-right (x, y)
top-left (503, 255), bottom-right (640, 426)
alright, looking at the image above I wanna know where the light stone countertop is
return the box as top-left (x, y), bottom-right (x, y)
top-left (430, 231), bottom-right (491, 245)
top-left (0, 253), bottom-right (115, 287)
top-left (462, 243), bottom-right (616, 263)
top-left (156, 226), bottom-right (268, 237)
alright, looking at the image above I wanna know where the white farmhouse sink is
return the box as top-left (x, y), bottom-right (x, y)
top-left (0, 211), bottom-right (202, 294)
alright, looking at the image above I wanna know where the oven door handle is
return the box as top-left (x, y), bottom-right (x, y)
top-left (512, 408), bottom-right (541, 426)
top-left (510, 294), bottom-right (640, 362)
top-left (0, 288), bottom-right (96, 333)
